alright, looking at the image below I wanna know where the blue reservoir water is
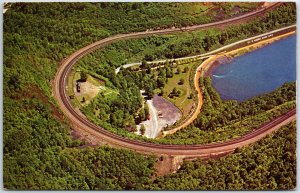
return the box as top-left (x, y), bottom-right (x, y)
top-left (211, 34), bottom-right (296, 102)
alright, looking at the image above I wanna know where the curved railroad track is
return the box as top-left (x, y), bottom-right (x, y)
top-left (53, 2), bottom-right (296, 158)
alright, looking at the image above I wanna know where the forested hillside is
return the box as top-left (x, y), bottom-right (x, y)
top-left (3, 2), bottom-right (296, 190)
top-left (150, 122), bottom-right (296, 190)
top-left (78, 3), bottom-right (296, 141)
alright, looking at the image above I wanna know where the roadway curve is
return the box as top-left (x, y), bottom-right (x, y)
top-left (53, 2), bottom-right (296, 158)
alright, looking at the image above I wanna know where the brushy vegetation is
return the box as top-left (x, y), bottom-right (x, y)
top-left (3, 2), bottom-right (296, 190)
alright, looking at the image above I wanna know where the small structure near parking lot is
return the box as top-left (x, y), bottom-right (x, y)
top-left (76, 82), bottom-right (81, 92)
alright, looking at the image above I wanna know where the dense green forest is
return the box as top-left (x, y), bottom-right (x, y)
top-left (4, 144), bottom-right (156, 190)
top-left (4, 114), bottom-right (295, 190)
top-left (3, 2), bottom-right (296, 190)
top-left (150, 122), bottom-right (296, 190)
top-left (77, 2), bottom-right (296, 70)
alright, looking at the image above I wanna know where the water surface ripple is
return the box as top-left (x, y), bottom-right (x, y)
top-left (211, 34), bottom-right (296, 101)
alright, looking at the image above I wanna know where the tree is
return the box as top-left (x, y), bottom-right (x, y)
top-left (157, 77), bottom-right (166, 88)
top-left (204, 34), bottom-right (213, 51)
top-left (146, 66), bottom-right (152, 74)
top-left (8, 74), bottom-right (21, 90)
top-left (171, 87), bottom-right (181, 97)
top-left (138, 108), bottom-right (146, 121)
top-left (148, 88), bottom-right (155, 98)
top-left (140, 124), bottom-right (146, 135)
top-left (144, 54), bottom-right (154, 61)
top-left (141, 59), bottom-right (148, 68)
top-left (176, 67), bottom-right (181, 74)
top-left (80, 71), bottom-right (88, 82)
top-left (159, 89), bottom-right (164, 96)
top-left (178, 78), bottom-right (184, 85)
top-left (183, 66), bottom-right (189, 73)
top-left (144, 105), bottom-right (149, 118)
top-left (166, 67), bottom-right (173, 78)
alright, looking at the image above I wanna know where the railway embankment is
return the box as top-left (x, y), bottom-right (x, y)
top-left (53, 3), bottom-right (295, 161)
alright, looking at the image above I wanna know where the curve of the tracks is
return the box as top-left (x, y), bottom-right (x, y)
top-left (53, 2), bottom-right (295, 158)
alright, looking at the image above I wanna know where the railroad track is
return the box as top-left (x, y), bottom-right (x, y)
top-left (53, 2), bottom-right (296, 158)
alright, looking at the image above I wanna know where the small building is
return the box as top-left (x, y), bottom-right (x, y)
top-left (76, 82), bottom-right (80, 92)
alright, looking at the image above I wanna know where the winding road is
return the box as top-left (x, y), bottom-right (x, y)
top-left (146, 100), bottom-right (159, 138)
top-left (53, 2), bottom-right (296, 158)
top-left (116, 24), bottom-right (296, 74)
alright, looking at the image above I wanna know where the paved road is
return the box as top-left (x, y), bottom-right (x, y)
top-left (53, 2), bottom-right (296, 158)
top-left (146, 100), bottom-right (159, 138)
top-left (115, 24), bottom-right (296, 74)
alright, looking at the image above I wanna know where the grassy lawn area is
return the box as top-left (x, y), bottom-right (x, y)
top-left (67, 69), bottom-right (117, 108)
top-left (67, 69), bottom-right (81, 108)
top-left (162, 62), bottom-right (197, 117)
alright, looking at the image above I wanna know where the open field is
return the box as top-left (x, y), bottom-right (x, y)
top-left (162, 62), bottom-right (196, 117)
top-left (67, 70), bottom-right (116, 107)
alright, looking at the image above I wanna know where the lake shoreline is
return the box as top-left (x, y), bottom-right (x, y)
top-left (202, 30), bottom-right (296, 78)
top-left (209, 32), bottom-right (296, 101)
top-left (161, 29), bottom-right (296, 137)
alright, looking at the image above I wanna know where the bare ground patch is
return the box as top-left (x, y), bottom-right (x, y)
top-left (74, 80), bottom-right (104, 106)
top-left (154, 155), bottom-right (184, 177)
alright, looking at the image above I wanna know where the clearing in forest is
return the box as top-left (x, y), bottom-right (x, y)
top-left (67, 70), bottom-right (116, 107)
top-left (161, 62), bottom-right (196, 117)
